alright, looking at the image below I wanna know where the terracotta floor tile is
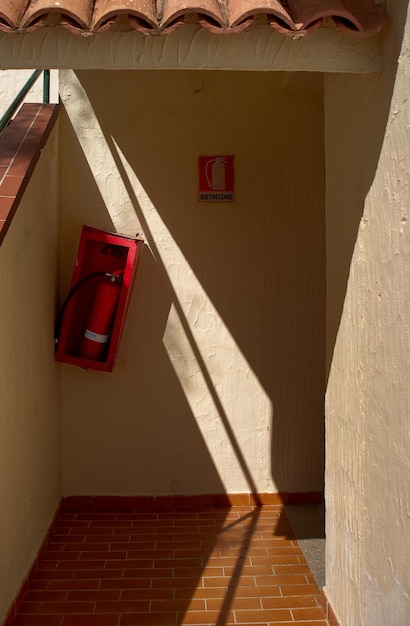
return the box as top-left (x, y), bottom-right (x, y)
top-left (235, 608), bottom-right (292, 622)
top-left (207, 596), bottom-right (261, 610)
top-left (274, 563), bottom-right (311, 574)
top-left (35, 570), bottom-right (75, 580)
top-left (150, 599), bottom-right (206, 612)
top-left (25, 591), bottom-right (68, 603)
top-left (62, 616), bottom-right (120, 626)
top-left (292, 607), bottom-right (329, 620)
top-left (72, 570), bottom-right (124, 580)
top-left (234, 585), bottom-right (282, 598)
top-left (9, 505), bottom-right (328, 626)
top-left (95, 600), bottom-right (150, 613)
top-left (38, 601), bottom-right (95, 613)
top-left (261, 595), bottom-right (317, 609)
top-left (48, 579), bottom-right (100, 590)
top-left (68, 590), bottom-right (120, 602)
top-left (255, 574), bottom-right (309, 586)
top-left (19, 602), bottom-right (40, 614)
top-left (175, 587), bottom-right (227, 600)
top-left (178, 610), bottom-right (234, 624)
top-left (13, 617), bottom-right (63, 626)
top-left (120, 613), bottom-right (177, 625)
top-left (121, 589), bottom-right (174, 601)
top-left (280, 584), bottom-right (321, 596)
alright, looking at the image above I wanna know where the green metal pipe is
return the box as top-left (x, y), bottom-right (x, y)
top-left (0, 69), bottom-right (43, 134)
top-left (43, 69), bottom-right (50, 104)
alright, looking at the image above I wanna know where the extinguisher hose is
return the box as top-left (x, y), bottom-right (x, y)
top-left (54, 271), bottom-right (122, 349)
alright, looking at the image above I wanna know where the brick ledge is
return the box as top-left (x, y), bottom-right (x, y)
top-left (0, 102), bottom-right (60, 246)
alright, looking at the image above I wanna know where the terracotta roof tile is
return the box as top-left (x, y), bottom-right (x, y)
top-left (0, 0), bottom-right (388, 36)
top-left (22, 0), bottom-right (93, 30)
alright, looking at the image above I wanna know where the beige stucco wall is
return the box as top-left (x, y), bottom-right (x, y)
top-left (59, 69), bottom-right (325, 497)
top-left (325, 0), bottom-right (410, 623)
top-left (0, 125), bottom-right (61, 623)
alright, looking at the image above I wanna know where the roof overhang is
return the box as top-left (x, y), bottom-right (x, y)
top-left (0, 23), bottom-right (384, 72)
top-left (0, 0), bottom-right (387, 72)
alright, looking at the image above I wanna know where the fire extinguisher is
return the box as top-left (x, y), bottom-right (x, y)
top-left (54, 270), bottom-right (123, 363)
top-left (78, 273), bottom-right (122, 361)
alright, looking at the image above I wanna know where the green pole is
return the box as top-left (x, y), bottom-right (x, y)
top-left (0, 69), bottom-right (42, 134)
top-left (43, 70), bottom-right (50, 104)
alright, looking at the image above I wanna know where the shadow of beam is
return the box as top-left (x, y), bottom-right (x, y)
top-left (214, 508), bottom-right (261, 626)
top-left (104, 131), bottom-right (262, 506)
top-left (101, 131), bottom-right (264, 626)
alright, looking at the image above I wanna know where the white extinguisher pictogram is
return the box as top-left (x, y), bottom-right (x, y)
top-left (206, 157), bottom-right (226, 190)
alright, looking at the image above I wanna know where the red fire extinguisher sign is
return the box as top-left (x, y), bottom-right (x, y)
top-left (55, 226), bottom-right (143, 372)
top-left (198, 155), bottom-right (234, 202)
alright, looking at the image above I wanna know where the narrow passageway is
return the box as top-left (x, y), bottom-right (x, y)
top-left (9, 504), bottom-right (328, 625)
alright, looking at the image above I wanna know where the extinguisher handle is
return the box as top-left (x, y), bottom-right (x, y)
top-left (105, 271), bottom-right (123, 283)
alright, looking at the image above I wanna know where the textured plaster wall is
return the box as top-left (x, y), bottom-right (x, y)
top-left (0, 125), bottom-right (61, 623)
top-left (59, 69), bottom-right (325, 497)
top-left (325, 1), bottom-right (410, 624)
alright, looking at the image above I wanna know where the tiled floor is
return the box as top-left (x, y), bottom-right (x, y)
top-left (11, 504), bottom-right (328, 625)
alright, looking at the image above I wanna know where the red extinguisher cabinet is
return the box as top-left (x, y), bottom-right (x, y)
top-left (55, 226), bottom-right (143, 372)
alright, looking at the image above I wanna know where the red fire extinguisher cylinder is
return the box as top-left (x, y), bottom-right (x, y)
top-left (79, 275), bottom-right (121, 361)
